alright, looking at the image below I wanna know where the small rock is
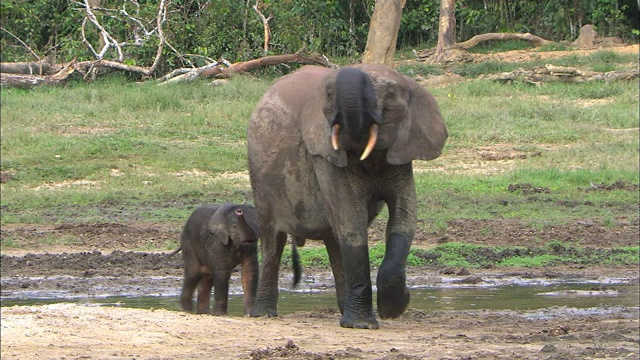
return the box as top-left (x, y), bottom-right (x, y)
top-left (541, 344), bottom-right (557, 353)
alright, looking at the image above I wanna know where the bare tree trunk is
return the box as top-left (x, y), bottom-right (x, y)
top-left (433, 0), bottom-right (456, 63)
top-left (362, 0), bottom-right (405, 66)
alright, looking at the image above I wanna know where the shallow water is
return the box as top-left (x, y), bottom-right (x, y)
top-left (2, 278), bottom-right (638, 317)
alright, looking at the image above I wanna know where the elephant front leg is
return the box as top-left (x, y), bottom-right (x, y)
top-left (376, 187), bottom-right (416, 319)
top-left (376, 233), bottom-right (411, 318)
top-left (212, 272), bottom-right (230, 316)
top-left (339, 237), bottom-right (379, 329)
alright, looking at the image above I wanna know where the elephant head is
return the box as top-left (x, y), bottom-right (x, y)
top-left (303, 64), bottom-right (447, 167)
top-left (208, 203), bottom-right (259, 247)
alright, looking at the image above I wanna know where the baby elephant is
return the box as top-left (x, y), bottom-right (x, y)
top-left (175, 203), bottom-right (259, 316)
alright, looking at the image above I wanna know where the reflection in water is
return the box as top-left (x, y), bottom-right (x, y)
top-left (2, 282), bottom-right (638, 317)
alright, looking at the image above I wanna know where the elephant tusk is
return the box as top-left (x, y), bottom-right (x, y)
top-left (331, 124), bottom-right (340, 151)
top-left (359, 124), bottom-right (379, 161)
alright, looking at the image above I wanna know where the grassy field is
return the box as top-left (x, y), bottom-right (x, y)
top-left (1, 49), bottom-right (638, 267)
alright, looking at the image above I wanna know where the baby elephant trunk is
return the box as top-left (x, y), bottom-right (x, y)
top-left (236, 208), bottom-right (258, 243)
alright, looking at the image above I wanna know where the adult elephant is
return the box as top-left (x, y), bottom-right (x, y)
top-left (247, 64), bottom-right (447, 329)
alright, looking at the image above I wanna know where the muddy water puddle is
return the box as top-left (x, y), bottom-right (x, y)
top-left (2, 274), bottom-right (638, 317)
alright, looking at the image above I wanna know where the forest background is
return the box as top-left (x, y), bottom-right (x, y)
top-left (1, 0), bottom-right (639, 77)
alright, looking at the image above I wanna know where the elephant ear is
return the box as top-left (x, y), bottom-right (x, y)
top-left (386, 77), bottom-right (448, 165)
top-left (301, 72), bottom-right (348, 167)
top-left (208, 203), bottom-right (235, 246)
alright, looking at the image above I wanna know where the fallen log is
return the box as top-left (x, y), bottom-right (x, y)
top-left (414, 31), bottom-right (556, 62)
top-left (1, 61), bottom-right (53, 75)
top-left (456, 32), bottom-right (554, 49)
top-left (206, 51), bottom-right (336, 78)
top-left (159, 51), bottom-right (336, 84)
top-left (1, 51), bottom-right (336, 87)
top-left (0, 61), bottom-right (75, 89)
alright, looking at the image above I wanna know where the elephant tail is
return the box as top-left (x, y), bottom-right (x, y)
top-left (167, 246), bottom-right (182, 257)
top-left (291, 237), bottom-right (304, 288)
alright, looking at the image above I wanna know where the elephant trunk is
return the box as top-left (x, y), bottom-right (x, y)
top-left (333, 68), bottom-right (381, 161)
top-left (235, 208), bottom-right (258, 244)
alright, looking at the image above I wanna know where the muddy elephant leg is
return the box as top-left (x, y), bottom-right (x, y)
top-left (196, 274), bottom-right (213, 314)
top-left (180, 272), bottom-right (200, 312)
top-left (211, 272), bottom-right (231, 316)
top-left (376, 181), bottom-right (416, 319)
top-left (323, 236), bottom-right (345, 314)
top-left (241, 256), bottom-right (259, 316)
top-left (337, 227), bottom-right (378, 329)
top-left (250, 228), bottom-right (287, 317)
top-left (376, 233), bottom-right (411, 318)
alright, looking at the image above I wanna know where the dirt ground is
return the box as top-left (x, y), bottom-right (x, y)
top-left (2, 44), bottom-right (639, 359)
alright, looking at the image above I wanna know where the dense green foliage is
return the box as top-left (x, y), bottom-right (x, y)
top-left (1, 0), bottom-right (638, 75)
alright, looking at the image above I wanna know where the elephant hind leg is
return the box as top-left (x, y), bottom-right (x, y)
top-left (180, 273), bottom-right (201, 312)
top-left (250, 229), bottom-right (287, 318)
top-left (196, 273), bottom-right (213, 314)
top-left (323, 236), bottom-right (345, 314)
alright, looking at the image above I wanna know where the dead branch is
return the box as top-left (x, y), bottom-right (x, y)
top-left (456, 32), bottom-right (554, 49)
top-left (253, 0), bottom-right (272, 56)
top-left (415, 31), bottom-right (556, 62)
top-left (81, 0), bottom-right (124, 61)
top-left (73, 0), bottom-right (168, 80)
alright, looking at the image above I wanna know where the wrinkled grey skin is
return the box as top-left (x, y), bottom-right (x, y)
top-left (247, 64), bottom-right (447, 329)
top-left (177, 203), bottom-right (259, 316)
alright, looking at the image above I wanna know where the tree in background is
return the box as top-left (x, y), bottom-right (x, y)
top-left (433, 0), bottom-right (455, 63)
top-left (362, 0), bottom-right (405, 66)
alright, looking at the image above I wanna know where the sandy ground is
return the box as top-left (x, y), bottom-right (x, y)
top-left (2, 301), bottom-right (638, 360)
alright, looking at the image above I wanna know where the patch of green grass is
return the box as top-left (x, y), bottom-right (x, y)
top-left (537, 43), bottom-right (571, 52)
top-left (498, 254), bottom-right (564, 267)
top-left (40, 234), bottom-right (82, 247)
top-left (396, 63), bottom-right (444, 77)
top-left (291, 242), bottom-right (638, 270)
top-left (407, 242), bottom-right (639, 268)
top-left (281, 245), bottom-right (331, 269)
top-left (466, 39), bottom-right (534, 54)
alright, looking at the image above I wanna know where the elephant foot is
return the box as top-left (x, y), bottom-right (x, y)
top-left (377, 285), bottom-right (410, 319)
top-left (180, 297), bottom-right (193, 312)
top-left (339, 311), bottom-right (379, 329)
top-left (249, 303), bottom-right (279, 318)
